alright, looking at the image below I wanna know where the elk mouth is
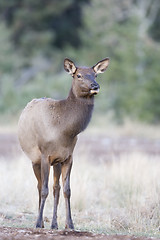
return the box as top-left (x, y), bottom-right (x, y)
top-left (90, 88), bottom-right (100, 95)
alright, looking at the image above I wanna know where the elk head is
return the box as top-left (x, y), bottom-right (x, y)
top-left (64, 58), bottom-right (109, 98)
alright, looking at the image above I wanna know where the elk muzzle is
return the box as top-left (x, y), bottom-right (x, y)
top-left (90, 82), bottom-right (100, 95)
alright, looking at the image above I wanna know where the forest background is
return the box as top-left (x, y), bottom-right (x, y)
top-left (0, 0), bottom-right (160, 124)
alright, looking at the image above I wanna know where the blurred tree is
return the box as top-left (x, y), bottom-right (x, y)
top-left (0, 0), bottom-right (160, 123)
top-left (0, 0), bottom-right (90, 55)
top-left (149, 7), bottom-right (160, 41)
top-left (0, 23), bottom-right (21, 114)
top-left (0, 23), bottom-right (21, 73)
top-left (79, 0), bottom-right (160, 123)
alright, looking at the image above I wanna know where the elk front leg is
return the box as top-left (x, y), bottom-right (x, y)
top-left (36, 155), bottom-right (50, 228)
top-left (61, 156), bottom-right (74, 229)
top-left (32, 163), bottom-right (44, 228)
top-left (51, 163), bottom-right (61, 229)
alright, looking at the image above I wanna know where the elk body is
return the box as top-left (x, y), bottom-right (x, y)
top-left (18, 58), bottom-right (109, 229)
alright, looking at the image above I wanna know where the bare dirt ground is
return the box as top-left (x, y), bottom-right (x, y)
top-left (0, 227), bottom-right (158, 240)
top-left (0, 132), bottom-right (160, 240)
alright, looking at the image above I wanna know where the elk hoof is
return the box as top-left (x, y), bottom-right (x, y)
top-left (51, 223), bottom-right (58, 229)
top-left (65, 222), bottom-right (74, 230)
top-left (36, 221), bottom-right (44, 228)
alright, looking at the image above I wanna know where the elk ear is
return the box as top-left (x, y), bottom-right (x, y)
top-left (93, 58), bottom-right (109, 74)
top-left (64, 58), bottom-right (77, 75)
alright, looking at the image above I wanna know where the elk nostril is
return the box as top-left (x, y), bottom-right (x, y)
top-left (91, 83), bottom-right (100, 90)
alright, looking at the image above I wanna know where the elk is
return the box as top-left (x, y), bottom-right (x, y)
top-left (18, 58), bottom-right (109, 229)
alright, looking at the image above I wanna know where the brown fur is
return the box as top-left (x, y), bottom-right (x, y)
top-left (18, 58), bottom-right (109, 229)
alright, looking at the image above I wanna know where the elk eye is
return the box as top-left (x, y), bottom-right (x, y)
top-left (77, 74), bottom-right (82, 79)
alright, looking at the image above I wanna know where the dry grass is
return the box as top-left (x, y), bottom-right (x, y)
top-left (71, 153), bottom-right (160, 236)
top-left (0, 151), bottom-right (160, 237)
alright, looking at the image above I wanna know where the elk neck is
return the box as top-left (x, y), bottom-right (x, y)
top-left (64, 88), bottom-right (95, 136)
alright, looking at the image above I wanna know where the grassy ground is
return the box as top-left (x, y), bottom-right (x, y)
top-left (0, 148), bottom-right (160, 238)
top-left (90, 115), bottom-right (160, 139)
